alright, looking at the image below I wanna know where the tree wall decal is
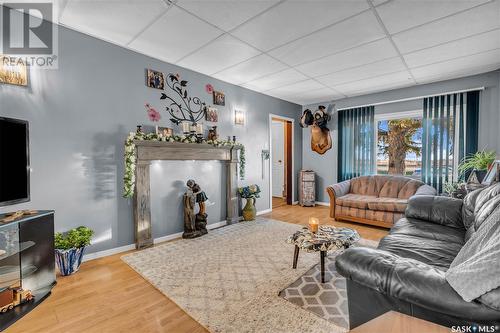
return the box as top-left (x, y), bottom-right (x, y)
top-left (161, 73), bottom-right (206, 125)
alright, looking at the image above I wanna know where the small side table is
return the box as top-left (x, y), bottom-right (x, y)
top-left (286, 226), bottom-right (360, 283)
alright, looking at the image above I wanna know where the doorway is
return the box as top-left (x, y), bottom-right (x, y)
top-left (270, 116), bottom-right (293, 209)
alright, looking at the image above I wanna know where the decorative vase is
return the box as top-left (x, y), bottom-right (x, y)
top-left (55, 247), bottom-right (86, 276)
top-left (242, 198), bottom-right (256, 221)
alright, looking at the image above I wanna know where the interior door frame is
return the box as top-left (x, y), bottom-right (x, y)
top-left (269, 114), bottom-right (294, 211)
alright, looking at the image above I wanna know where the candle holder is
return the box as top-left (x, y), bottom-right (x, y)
top-left (308, 217), bottom-right (319, 234)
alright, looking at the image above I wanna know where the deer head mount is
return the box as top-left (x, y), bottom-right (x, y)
top-left (300, 105), bottom-right (334, 155)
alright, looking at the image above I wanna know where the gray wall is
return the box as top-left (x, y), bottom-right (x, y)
top-left (0, 23), bottom-right (302, 254)
top-left (303, 70), bottom-right (500, 202)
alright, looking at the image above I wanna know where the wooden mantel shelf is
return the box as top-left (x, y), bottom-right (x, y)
top-left (133, 141), bottom-right (240, 161)
top-left (132, 140), bottom-right (240, 249)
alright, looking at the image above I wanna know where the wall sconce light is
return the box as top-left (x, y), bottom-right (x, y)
top-left (234, 109), bottom-right (245, 125)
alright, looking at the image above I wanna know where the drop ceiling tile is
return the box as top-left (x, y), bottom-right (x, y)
top-left (213, 54), bottom-right (287, 85)
top-left (411, 49), bottom-right (500, 81)
top-left (176, 34), bottom-right (261, 75)
top-left (376, 0), bottom-right (490, 34)
top-left (295, 38), bottom-right (398, 77)
top-left (60, 0), bottom-right (169, 45)
top-left (128, 6), bottom-right (223, 63)
top-left (269, 11), bottom-right (386, 66)
top-left (392, 1), bottom-right (500, 53)
top-left (267, 82), bottom-right (339, 105)
top-left (317, 57), bottom-right (406, 87)
top-left (245, 69), bottom-right (308, 91)
top-left (334, 71), bottom-right (414, 96)
top-left (414, 63), bottom-right (500, 84)
top-left (175, 0), bottom-right (279, 31)
top-left (231, 0), bottom-right (369, 51)
top-left (404, 29), bottom-right (500, 68)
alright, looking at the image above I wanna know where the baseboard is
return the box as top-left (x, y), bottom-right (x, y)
top-left (315, 201), bottom-right (330, 206)
top-left (82, 220), bottom-right (229, 262)
top-left (257, 208), bottom-right (272, 215)
top-left (82, 243), bottom-right (136, 262)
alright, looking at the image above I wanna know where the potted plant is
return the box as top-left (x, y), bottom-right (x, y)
top-left (443, 181), bottom-right (467, 199)
top-left (238, 184), bottom-right (261, 221)
top-left (458, 150), bottom-right (496, 182)
top-left (54, 226), bottom-right (94, 276)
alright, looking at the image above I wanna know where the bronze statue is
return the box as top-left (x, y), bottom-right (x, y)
top-left (182, 179), bottom-right (208, 238)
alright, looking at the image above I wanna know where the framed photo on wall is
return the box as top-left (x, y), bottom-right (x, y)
top-left (482, 160), bottom-right (500, 186)
top-left (0, 55), bottom-right (28, 86)
top-left (213, 91), bottom-right (225, 106)
top-left (146, 69), bottom-right (165, 90)
top-left (205, 106), bottom-right (218, 122)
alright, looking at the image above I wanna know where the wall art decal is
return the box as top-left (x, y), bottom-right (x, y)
top-left (213, 90), bottom-right (225, 106)
top-left (0, 55), bottom-right (27, 86)
top-left (205, 106), bottom-right (218, 122)
top-left (145, 103), bottom-right (161, 122)
top-left (146, 69), bottom-right (165, 90)
top-left (160, 73), bottom-right (206, 125)
top-left (205, 83), bottom-right (214, 94)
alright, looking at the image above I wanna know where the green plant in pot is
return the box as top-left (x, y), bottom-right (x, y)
top-left (458, 150), bottom-right (496, 182)
top-left (54, 226), bottom-right (94, 276)
top-left (238, 184), bottom-right (261, 221)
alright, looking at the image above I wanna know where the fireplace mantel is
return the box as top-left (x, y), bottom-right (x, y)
top-left (133, 141), bottom-right (241, 249)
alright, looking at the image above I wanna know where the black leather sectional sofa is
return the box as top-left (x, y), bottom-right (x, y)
top-left (336, 187), bottom-right (500, 329)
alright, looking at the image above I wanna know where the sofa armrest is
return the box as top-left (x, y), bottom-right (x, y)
top-left (414, 184), bottom-right (437, 196)
top-left (335, 247), bottom-right (500, 321)
top-left (326, 180), bottom-right (351, 218)
top-left (405, 195), bottom-right (464, 229)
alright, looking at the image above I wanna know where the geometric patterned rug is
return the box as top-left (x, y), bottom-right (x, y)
top-left (122, 218), bottom-right (346, 333)
top-left (279, 238), bottom-right (378, 330)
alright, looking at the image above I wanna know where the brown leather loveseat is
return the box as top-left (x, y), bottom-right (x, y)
top-left (327, 175), bottom-right (436, 228)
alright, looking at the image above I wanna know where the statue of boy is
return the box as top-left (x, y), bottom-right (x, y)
top-left (182, 180), bottom-right (201, 239)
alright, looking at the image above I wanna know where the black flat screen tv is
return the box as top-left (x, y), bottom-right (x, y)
top-left (0, 117), bottom-right (30, 207)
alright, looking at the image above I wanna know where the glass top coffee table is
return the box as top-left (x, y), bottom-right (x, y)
top-left (286, 225), bottom-right (360, 283)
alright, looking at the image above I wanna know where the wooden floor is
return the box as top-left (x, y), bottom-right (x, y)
top-left (272, 196), bottom-right (287, 209)
top-left (7, 205), bottom-right (388, 333)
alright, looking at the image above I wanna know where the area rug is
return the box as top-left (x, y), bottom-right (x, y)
top-left (279, 238), bottom-right (378, 330)
top-left (122, 218), bottom-right (350, 333)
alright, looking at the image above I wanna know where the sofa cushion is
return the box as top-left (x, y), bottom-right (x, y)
top-left (350, 176), bottom-right (380, 196)
top-left (398, 179), bottom-right (425, 199)
top-left (379, 233), bottom-right (463, 270)
top-left (379, 177), bottom-right (406, 198)
top-left (335, 205), bottom-right (366, 219)
top-left (367, 197), bottom-right (407, 213)
top-left (336, 194), bottom-right (377, 209)
top-left (365, 210), bottom-right (403, 224)
top-left (446, 196), bottom-right (500, 303)
top-left (391, 218), bottom-right (466, 245)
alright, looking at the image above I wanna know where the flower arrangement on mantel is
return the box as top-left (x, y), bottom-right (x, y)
top-left (123, 131), bottom-right (246, 198)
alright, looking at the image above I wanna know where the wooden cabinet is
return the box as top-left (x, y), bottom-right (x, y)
top-left (299, 170), bottom-right (315, 207)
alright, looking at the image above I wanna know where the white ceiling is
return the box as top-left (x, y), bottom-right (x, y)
top-left (58, 0), bottom-right (500, 105)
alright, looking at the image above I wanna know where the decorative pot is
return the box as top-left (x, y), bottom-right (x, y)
top-left (55, 247), bottom-right (86, 276)
top-left (242, 198), bottom-right (256, 221)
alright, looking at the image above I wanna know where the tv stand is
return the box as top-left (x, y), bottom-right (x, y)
top-left (0, 210), bottom-right (55, 331)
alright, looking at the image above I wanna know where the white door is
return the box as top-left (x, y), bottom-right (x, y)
top-left (272, 121), bottom-right (285, 197)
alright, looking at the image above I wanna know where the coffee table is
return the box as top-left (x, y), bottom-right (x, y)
top-left (286, 225), bottom-right (360, 283)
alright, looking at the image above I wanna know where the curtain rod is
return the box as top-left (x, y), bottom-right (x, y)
top-left (336, 86), bottom-right (485, 111)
